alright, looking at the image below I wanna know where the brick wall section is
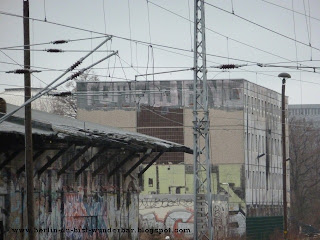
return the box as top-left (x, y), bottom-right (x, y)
top-left (137, 106), bottom-right (184, 164)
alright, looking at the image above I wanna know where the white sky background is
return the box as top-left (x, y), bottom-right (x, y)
top-left (0, 0), bottom-right (320, 104)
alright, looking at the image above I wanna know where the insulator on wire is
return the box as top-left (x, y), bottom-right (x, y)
top-left (52, 40), bottom-right (69, 44)
top-left (220, 64), bottom-right (236, 69)
top-left (50, 91), bottom-right (72, 97)
top-left (46, 49), bottom-right (64, 53)
top-left (70, 61), bottom-right (81, 71)
top-left (71, 72), bottom-right (81, 79)
top-left (6, 69), bottom-right (41, 74)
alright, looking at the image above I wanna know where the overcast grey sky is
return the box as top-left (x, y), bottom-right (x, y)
top-left (1, 0), bottom-right (320, 104)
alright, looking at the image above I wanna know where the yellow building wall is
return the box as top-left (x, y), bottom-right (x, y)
top-left (184, 108), bottom-right (244, 165)
top-left (141, 164), bottom-right (241, 199)
top-left (77, 109), bottom-right (136, 131)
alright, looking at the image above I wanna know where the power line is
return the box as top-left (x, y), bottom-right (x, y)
top-left (0, 36), bottom-right (107, 50)
top-left (127, 0), bottom-right (133, 66)
top-left (204, 1), bottom-right (320, 52)
top-left (1, 7), bottom-right (316, 71)
top-left (2, 58), bottom-right (320, 72)
top-left (237, 67), bottom-right (320, 86)
top-left (259, 0), bottom-right (320, 23)
top-left (147, 1), bottom-right (316, 69)
top-left (0, 50), bottom-right (49, 88)
top-left (0, 38), bottom-right (116, 124)
top-left (2, 48), bottom-right (115, 53)
top-left (3, 56), bottom-right (320, 87)
top-left (291, 0), bottom-right (299, 69)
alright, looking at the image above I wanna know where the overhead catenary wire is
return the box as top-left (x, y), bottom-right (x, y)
top-left (2, 58), bottom-right (318, 72)
top-left (102, 0), bottom-right (107, 34)
top-left (135, 68), bottom-right (194, 79)
top-left (0, 37), bottom-right (115, 124)
top-left (2, 1), bottom-right (320, 101)
top-left (204, 1), bottom-right (320, 52)
top-left (2, 57), bottom-right (320, 71)
top-left (117, 54), bottom-right (128, 81)
top-left (291, 0), bottom-right (299, 69)
top-left (307, 0), bottom-right (312, 55)
top-left (305, 0), bottom-right (313, 61)
top-left (3, 54), bottom-right (320, 87)
top-left (0, 51), bottom-right (117, 124)
top-left (1, 7), bottom-right (317, 71)
top-left (187, 0), bottom-right (193, 51)
top-left (259, 0), bottom-right (320, 23)
top-left (1, 48), bottom-right (116, 53)
top-left (5, 67), bottom-right (320, 88)
top-left (0, 49), bottom-right (49, 88)
top-left (43, 0), bottom-right (47, 21)
top-left (127, 0), bottom-right (133, 66)
top-left (302, 0), bottom-right (312, 60)
top-left (0, 36), bottom-right (107, 50)
top-left (146, 1), bottom-right (317, 69)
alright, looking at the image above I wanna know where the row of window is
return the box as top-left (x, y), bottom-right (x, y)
top-left (245, 94), bottom-right (282, 118)
top-left (289, 108), bottom-right (320, 116)
top-left (249, 171), bottom-right (283, 190)
top-left (246, 132), bottom-right (282, 157)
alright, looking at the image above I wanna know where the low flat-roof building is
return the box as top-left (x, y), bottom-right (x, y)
top-left (0, 101), bottom-right (191, 240)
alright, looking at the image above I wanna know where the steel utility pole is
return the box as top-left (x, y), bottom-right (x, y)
top-left (279, 72), bottom-right (290, 240)
top-left (193, 0), bottom-right (213, 239)
top-left (24, 1), bottom-right (36, 239)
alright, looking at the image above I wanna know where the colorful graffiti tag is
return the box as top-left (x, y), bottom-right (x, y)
top-left (139, 195), bottom-right (228, 238)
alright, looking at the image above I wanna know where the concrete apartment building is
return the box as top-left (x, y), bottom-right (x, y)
top-left (76, 79), bottom-right (289, 237)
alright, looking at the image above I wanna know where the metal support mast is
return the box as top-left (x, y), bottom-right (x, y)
top-left (193, 0), bottom-right (213, 239)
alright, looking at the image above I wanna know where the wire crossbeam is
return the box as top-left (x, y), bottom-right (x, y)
top-left (193, 0), bottom-right (213, 239)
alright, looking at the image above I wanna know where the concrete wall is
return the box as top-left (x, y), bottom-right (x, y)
top-left (0, 148), bottom-right (139, 240)
top-left (139, 194), bottom-right (229, 239)
top-left (243, 81), bottom-right (288, 216)
top-left (140, 164), bottom-right (246, 236)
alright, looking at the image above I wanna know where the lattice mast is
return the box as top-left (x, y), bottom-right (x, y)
top-left (193, 0), bottom-right (213, 239)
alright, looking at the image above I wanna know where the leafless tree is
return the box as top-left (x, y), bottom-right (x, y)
top-left (289, 117), bottom-right (320, 227)
top-left (51, 71), bottom-right (99, 118)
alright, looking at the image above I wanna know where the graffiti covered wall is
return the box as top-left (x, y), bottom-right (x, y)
top-left (140, 164), bottom-right (247, 237)
top-left (0, 149), bottom-right (139, 240)
top-left (139, 194), bottom-right (228, 239)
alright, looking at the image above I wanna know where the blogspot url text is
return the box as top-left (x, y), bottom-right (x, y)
top-left (11, 227), bottom-right (191, 234)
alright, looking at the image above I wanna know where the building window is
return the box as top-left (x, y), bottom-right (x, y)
top-left (251, 96), bottom-right (254, 114)
top-left (148, 178), bottom-right (153, 187)
top-left (165, 90), bottom-right (171, 103)
top-left (231, 88), bottom-right (240, 99)
top-left (103, 86), bottom-right (109, 98)
top-left (258, 135), bottom-right (261, 153)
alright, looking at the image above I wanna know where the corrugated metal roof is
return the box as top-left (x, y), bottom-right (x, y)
top-left (0, 104), bottom-right (192, 153)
